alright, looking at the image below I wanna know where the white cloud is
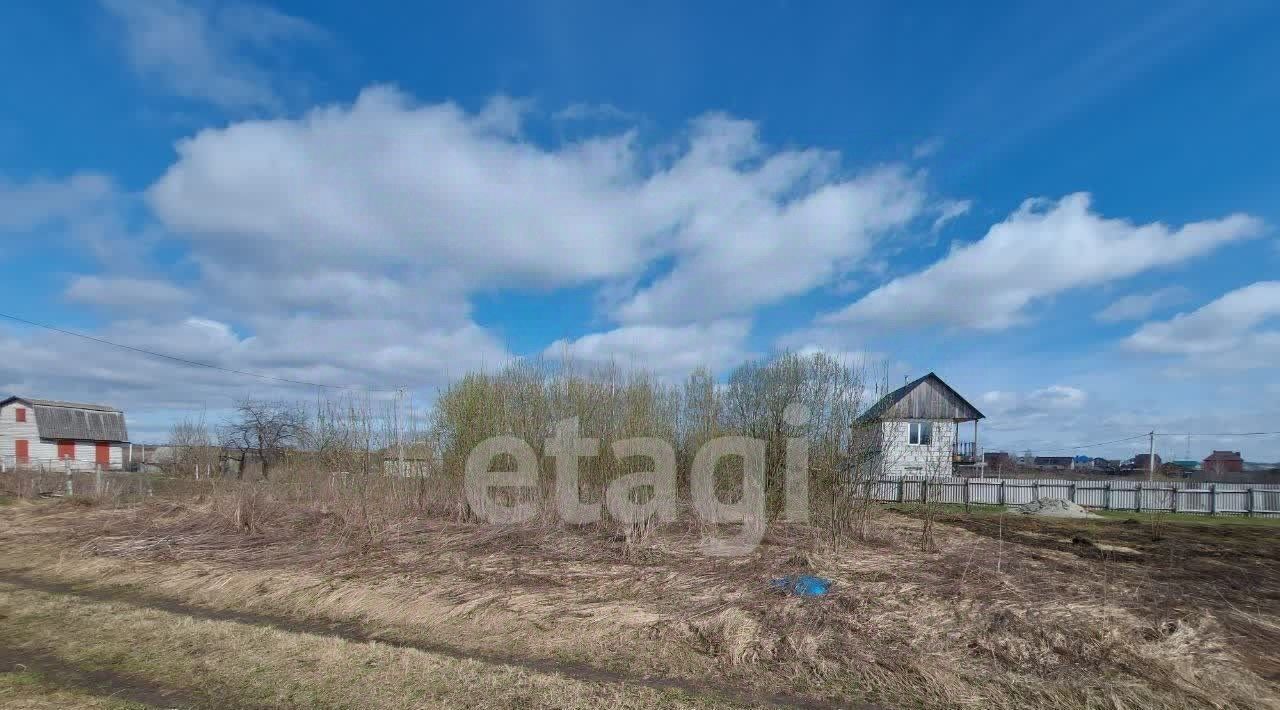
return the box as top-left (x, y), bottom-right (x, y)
top-left (912, 137), bottom-right (944, 159)
top-left (100, 0), bottom-right (325, 110)
top-left (0, 315), bottom-right (509, 430)
top-left (931, 199), bottom-right (971, 231)
top-left (149, 88), bottom-right (935, 324)
top-left (149, 88), bottom-right (658, 285)
top-left (0, 88), bottom-right (948, 421)
top-left (0, 173), bottom-right (116, 232)
top-left (543, 320), bottom-right (751, 379)
top-left (980, 390), bottom-right (1017, 410)
top-left (553, 102), bottom-right (636, 123)
top-left (612, 160), bottom-right (926, 325)
top-left (0, 173), bottom-right (151, 269)
top-left (65, 276), bottom-right (194, 311)
top-left (980, 384), bottom-right (1087, 418)
top-left (790, 345), bottom-right (881, 370)
top-left (1123, 281), bottom-right (1280, 369)
top-left (1028, 384), bottom-right (1088, 410)
top-left (823, 193), bottom-right (1263, 331)
top-left (193, 262), bottom-right (472, 327)
top-left (1095, 286), bottom-right (1190, 322)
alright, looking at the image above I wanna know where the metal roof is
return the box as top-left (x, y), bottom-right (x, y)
top-left (9, 398), bottom-right (120, 412)
top-left (1, 396), bottom-right (129, 442)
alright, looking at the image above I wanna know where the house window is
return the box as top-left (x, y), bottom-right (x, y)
top-left (908, 421), bottom-right (932, 446)
top-left (58, 440), bottom-right (76, 459)
top-left (15, 407), bottom-right (26, 423)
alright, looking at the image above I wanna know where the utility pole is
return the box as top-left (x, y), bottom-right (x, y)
top-left (973, 419), bottom-right (982, 479)
top-left (1147, 431), bottom-right (1155, 482)
top-left (396, 387), bottom-right (406, 477)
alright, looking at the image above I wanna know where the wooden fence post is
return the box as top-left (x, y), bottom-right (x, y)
top-left (1209, 484), bottom-right (1216, 515)
top-left (1171, 485), bottom-right (1178, 513)
top-left (1104, 482), bottom-right (1111, 511)
top-left (964, 478), bottom-right (971, 513)
top-left (1135, 483), bottom-right (1142, 513)
top-left (1033, 480), bottom-right (1039, 501)
top-left (897, 479), bottom-right (904, 503)
top-left (1068, 482), bottom-right (1076, 504)
top-left (1247, 488), bottom-right (1255, 517)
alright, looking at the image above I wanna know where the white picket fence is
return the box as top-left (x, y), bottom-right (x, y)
top-left (872, 476), bottom-right (1280, 518)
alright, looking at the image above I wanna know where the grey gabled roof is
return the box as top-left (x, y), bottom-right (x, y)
top-left (856, 372), bottom-right (984, 424)
top-left (1, 396), bottom-right (129, 442)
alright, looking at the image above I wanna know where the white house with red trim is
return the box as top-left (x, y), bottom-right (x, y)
top-left (0, 397), bottom-right (129, 470)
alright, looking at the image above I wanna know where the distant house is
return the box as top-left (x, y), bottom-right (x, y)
top-left (0, 397), bottom-right (129, 470)
top-left (1034, 456), bottom-right (1075, 470)
top-left (1133, 453), bottom-right (1162, 471)
top-left (983, 451), bottom-right (1014, 471)
top-left (855, 373), bottom-right (984, 478)
top-left (1202, 451), bottom-right (1244, 476)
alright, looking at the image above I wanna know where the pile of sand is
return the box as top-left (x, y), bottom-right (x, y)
top-left (1015, 497), bottom-right (1101, 519)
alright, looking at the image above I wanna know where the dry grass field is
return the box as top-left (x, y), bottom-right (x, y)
top-left (2, 470), bottom-right (1279, 709)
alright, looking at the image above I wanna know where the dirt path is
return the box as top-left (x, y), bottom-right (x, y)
top-left (0, 571), bottom-right (861, 710)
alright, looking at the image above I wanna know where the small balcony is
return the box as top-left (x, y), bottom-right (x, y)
top-left (953, 440), bottom-right (980, 464)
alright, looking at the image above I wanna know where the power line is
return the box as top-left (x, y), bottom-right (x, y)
top-left (0, 311), bottom-right (397, 394)
top-left (1074, 433), bottom-right (1153, 449)
top-left (997, 431), bottom-right (1280, 459)
top-left (1156, 431), bottom-right (1280, 438)
top-left (1022, 433), bottom-right (1151, 456)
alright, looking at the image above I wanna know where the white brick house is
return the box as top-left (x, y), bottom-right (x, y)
top-left (0, 397), bottom-right (129, 470)
top-left (855, 373), bottom-right (984, 479)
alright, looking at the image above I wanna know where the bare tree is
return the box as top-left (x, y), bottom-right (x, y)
top-left (220, 399), bottom-right (308, 480)
top-left (722, 351), bottom-right (867, 520)
top-left (169, 414), bottom-right (211, 475)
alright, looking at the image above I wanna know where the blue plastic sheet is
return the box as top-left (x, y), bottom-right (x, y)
top-left (771, 574), bottom-right (832, 597)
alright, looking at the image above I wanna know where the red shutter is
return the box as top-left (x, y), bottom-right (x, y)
top-left (15, 407), bottom-right (26, 423)
top-left (96, 442), bottom-right (110, 465)
top-left (58, 440), bottom-right (76, 459)
top-left (15, 440), bottom-right (29, 463)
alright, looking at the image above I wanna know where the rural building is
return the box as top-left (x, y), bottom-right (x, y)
top-left (855, 373), bottom-right (984, 478)
top-left (1202, 450), bottom-right (1244, 476)
top-left (983, 451), bottom-right (1014, 471)
top-left (1091, 457), bottom-right (1119, 471)
top-left (0, 397), bottom-right (129, 470)
top-left (1133, 453), bottom-right (1162, 471)
top-left (1034, 456), bottom-right (1075, 470)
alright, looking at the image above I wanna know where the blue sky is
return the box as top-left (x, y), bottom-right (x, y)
top-left (2, 0), bottom-right (1279, 460)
